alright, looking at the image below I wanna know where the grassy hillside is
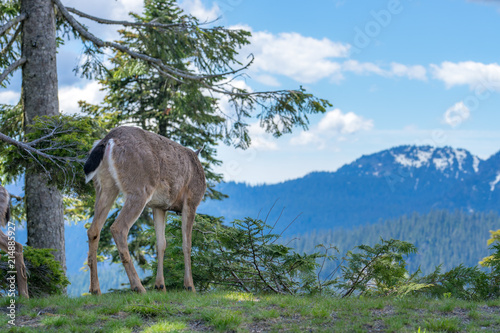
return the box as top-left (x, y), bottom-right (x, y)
top-left (2, 291), bottom-right (500, 332)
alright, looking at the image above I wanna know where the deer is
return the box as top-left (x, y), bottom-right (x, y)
top-left (84, 126), bottom-right (206, 295)
top-left (0, 185), bottom-right (29, 298)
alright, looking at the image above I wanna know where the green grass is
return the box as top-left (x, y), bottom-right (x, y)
top-left (1, 291), bottom-right (500, 332)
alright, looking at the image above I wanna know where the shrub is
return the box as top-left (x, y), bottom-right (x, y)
top-left (0, 246), bottom-right (69, 297)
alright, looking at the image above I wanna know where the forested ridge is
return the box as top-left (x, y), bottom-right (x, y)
top-left (285, 210), bottom-right (499, 275)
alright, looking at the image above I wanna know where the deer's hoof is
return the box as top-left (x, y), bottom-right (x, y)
top-left (89, 289), bottom-right (101, 296)
top-left (184, 286), bottom-right (195, 292)
top-left (132, 286), bottom-right (147, 294)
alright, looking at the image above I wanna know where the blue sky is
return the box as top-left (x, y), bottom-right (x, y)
top-left (205, 0), bottom-right (500, 183)
top-left (2, 0), bottom-right (500, 184)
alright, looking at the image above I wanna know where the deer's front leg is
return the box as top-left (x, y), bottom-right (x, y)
top-left (88, 186), bottom-right (118, 295)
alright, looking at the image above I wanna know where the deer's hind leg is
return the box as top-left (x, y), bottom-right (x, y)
top-left (110, 192), bottom-right (152, 293)
top-left (181, 202), bottom-right (197, 292)
top-left (153, 208), bottom-right (166, 292)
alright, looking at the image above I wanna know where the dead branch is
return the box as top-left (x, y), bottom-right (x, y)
top-left (1, 24), bottom-right (21, 56)
top-left (0, 131), bottom-right (84, 164)
top-left (66, 7), bottom-right (190, 29)
top-left (0, 58), bottom-right (26, 85)
top-left (270, 213), bottom-right (302, 245)
top-left (53, 0), bottom-right (255, 86)
top-left (0, 13), bottom-right (27, 37)
top-left (8, 193), bottom-right (22, 201)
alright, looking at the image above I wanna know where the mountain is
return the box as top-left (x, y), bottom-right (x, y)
top-left (199, 145), bottom-right (500, 235)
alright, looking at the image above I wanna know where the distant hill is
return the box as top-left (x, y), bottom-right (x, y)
top-left (199, 145), bottom-right (500, 235)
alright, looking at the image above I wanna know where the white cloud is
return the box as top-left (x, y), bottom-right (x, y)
top-left (178, 0), bottom-right (220, 21)
top-left (342, 60), bottom-right (427, 80)
top-left (290, 108), bottom-right (373, 148)
top-left (318, 109), bottom-right (374, 134)
top-left (390, 63), bottom-right (427, 81)
top-left (225, 25), bottom-right (432, 86)
top-left (237, 27), bottom-right (350, 84)
top-left (443, 101), bottom-right (470, 128)
top-left (343, 60), bottom-right (386, 76)
top-left (61, 0), bottom-right (220, 40)
top-left (247, 122), bottom-right (278, 151)
top-left (0, 90), bottom-right (20, 105)
top-left (431, 61), bottom-right (500, 91)
top-left (58, 82), bottom-right (105, 114)
top-left (290, 131), bottom-right (323, 147)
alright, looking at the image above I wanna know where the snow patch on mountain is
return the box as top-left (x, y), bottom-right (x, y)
top-left (454, 148), bottom-right (467, 171)
top-left (391, 147), bottom-right (434, 168)
top-left (389, 146), bottom-right (478, 176)
top-left (433, 151), bottom-right (454, 172)
top-left (473, 156), bottom-right (481, 173)
top-left (490, 173), bottom-right (500, 191)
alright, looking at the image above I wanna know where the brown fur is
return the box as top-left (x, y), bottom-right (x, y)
top-left (86, 126), bottom-right (206, 295)
top-left (0, 185), bottom-right (29, 298)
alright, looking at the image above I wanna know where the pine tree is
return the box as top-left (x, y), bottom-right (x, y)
top-left (1, 0), bottom-right (330, 281)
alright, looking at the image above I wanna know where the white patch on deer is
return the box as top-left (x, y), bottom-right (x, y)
top-left (106, 139), bottom-right (123, 191)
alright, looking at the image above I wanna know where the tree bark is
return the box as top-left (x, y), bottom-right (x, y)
top-left (21, 0), bottom-right (66, 272)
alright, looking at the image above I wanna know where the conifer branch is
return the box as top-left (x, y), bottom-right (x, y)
top-left (66, 7), bottom-right (190, 29)
top-left (0, 58), bottom-right (26, 85)
top-left (0, 13), bottom-right (27, 37)
top-left (0, 131), bottom-right (83, 163)
top-left (53, 0), bottom-right (254, 83)
top-left (1, 24), bottom-right (21, 56)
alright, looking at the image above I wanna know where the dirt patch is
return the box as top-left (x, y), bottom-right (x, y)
top-left (34, 306), bottom-right (58, 316)
top-left (109, 310), bottom-right (129, 320)
top-left (187, 319), bottom-right (212, 332)
top-left (363, 320), bottom-right (387, 333)
top-left (371, 305), bottom-right (395, 317)
top-left (13, 315), bottom-right (43, 328)
top-left (478, 305), bottom-right (500, 315)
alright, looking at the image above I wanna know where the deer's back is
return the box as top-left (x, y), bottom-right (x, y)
top-left (103, 127), bottom-right (206, 211)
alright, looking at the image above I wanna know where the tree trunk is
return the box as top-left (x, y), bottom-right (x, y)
top-left (21, 0), bottom-right (66, 273)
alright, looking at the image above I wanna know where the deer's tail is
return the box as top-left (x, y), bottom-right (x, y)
top-left (84, 141), bottom-right (106, 183)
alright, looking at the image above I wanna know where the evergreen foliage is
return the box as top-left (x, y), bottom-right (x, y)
top-left (0, 246), bottom-right (69, 297)
top-left (418, 264), bottom-right (499, 301)
top-left (91, 211), bottom-right (500, 299)
top-left (0, 113), bottom-right (106, 222)
top-left (339, 239), bottom-right (418, 297)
